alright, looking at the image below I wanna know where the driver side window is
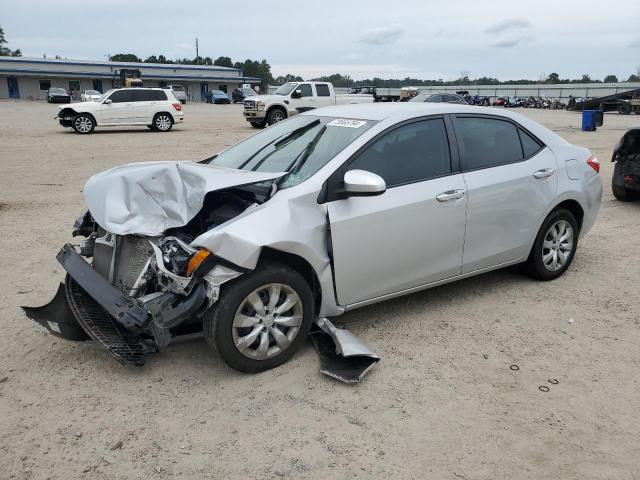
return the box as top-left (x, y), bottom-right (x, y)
top-left (297, 84), bottom-right (313, 97)
top-left (347, 119), bottom-right (452, 188)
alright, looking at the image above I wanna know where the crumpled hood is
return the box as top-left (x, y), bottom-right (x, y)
top-left (84, 161), bottom-right (284, 236)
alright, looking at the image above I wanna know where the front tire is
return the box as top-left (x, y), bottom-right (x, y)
top-left (72, 114), bottom-right (95, 134)
top-left (153, 113), bottom-right (173, 132)
top-left (203, 261), bottom-right (314, 373)
top-left (267, 107), bottom-right (287, 126)
top-left (524, 208), bottom-right (579, 281)
top-left (250, 120), bottom-right (267, 129)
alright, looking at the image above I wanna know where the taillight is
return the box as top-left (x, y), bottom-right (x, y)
top-left (172, 102), bottom-right (182, 111)
top-left (587, 155), bottom-right (600, 173)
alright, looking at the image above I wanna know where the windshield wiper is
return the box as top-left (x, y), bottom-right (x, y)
top-left (245, 119), bottom-right (321, 171)
top-left (282, 124), bottom-right (327, 177)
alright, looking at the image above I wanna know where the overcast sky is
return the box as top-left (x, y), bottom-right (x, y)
top-left (2, 0), bottom-right (639, 81)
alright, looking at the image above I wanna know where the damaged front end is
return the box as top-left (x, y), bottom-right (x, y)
top-left (23, 213), bottom-right (244, 366)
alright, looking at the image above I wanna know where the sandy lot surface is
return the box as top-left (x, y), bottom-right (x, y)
top-left (0, 101), bottom-right (639, 480)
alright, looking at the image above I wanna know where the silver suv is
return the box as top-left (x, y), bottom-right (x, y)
top-left (26, 103), bottom-right (602, 373)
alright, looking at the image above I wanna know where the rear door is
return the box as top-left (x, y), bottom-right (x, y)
top-left (133, 89), bottom-right (162, 123)
top-left (453, 115), bottom-right (558, 273)
top-left (99, 89), bottom-right (133, 124)
top-left (327, 117), bottom-right (467, 306)
top-left (289, 83), bottom-right (316, 113)
top-left (314, 84), bottom-right (333, 108)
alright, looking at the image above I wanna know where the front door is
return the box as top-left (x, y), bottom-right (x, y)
top-left (327, 118), bottom-right (467, 306)
top-left (452, 115), bottom-right (558, 273)
top-left (289, 83), bottom-right (316, 113)
top-left (99, 89), bottom-right (134, 124)
top-left (7, 77), bottom-right (19, 98)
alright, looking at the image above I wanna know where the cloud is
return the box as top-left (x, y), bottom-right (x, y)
top-left (491, 36), bottom-right (532, 48)
top-left (485, 19), bottom-right (532, 35)
top-left (359, 24), bottom-right (404, 45)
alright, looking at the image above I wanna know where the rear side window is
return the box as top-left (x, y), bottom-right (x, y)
top-left (132, 90), bottom-right (155, 102)
top-left (109, 90), bottom-right (133, 103)
top-left (456, 117), bottom-right (523, 170)
top-left (316, 84), bottom-right (331, 97)
top-left (519, 128), bottom-right (543, 157)
top-left (347, 119), bottom-right (451, 187)
top-left (154, 90), bottom-right (168, 101)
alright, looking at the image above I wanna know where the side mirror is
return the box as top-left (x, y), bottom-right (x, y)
top-left (343, 170), bottom-right (386, 197)
top-left (104, 98), bottom-right (112, 104)
top-left (291, 90), bottom-right (302, 99)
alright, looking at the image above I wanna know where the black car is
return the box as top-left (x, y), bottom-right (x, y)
top-left (408, 93), bottom-right (467, 104)
top-left (47, 88), bottom-right (71, 103)
top-left (232, 87), bottom-right (256, 104)
top-left (612, 127), bottom-right (640, 201)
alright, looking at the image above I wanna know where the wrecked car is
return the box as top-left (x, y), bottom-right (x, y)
top-left (612, 126), bottom-right (640, 201)
top-left (24, 103), bottom-right (602, 373)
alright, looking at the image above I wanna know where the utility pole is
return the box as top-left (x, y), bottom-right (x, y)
top-left (195, 38), bottom-right (199, 65)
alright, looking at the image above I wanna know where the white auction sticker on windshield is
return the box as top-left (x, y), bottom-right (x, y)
top-left (327, 119), bottom-right (367, 128)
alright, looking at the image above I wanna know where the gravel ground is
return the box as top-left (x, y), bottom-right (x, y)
top-left (0, 101), bottom-right (639, 480)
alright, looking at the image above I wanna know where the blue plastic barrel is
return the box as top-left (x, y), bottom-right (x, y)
top-left (582, 110), bottom-right (596, 131)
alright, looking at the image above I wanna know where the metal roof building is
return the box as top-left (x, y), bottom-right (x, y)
top-left (0, 57), bottom-right (261, 102)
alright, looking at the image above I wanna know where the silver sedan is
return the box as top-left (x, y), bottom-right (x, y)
top-left (26, 103), bottom-right (603, 373)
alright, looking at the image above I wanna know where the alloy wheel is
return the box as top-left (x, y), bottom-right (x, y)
top-left (270, 110), bottom-right (285, 123)
top-left (232, 283), bottom-right (303, 360)
top-left (74, 116), bottom-right (93, 133)
top-left (155, 115), bottom-right (172, 131)
top-left (542, 220), bottom-right (574, 271)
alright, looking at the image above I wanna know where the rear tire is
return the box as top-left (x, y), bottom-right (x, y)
top-left (153, 113), bottom-right (173, 132)
top-left (524, 208), bottom-right (579, 281)
top-left (618, 103), bottom-right (631, 115)
top-left (71, 114), bottom-right (95, 134)
top-left (203, 261), bottom-right (314, 373)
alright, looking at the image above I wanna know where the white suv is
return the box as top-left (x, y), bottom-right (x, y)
top-left (57, 88), bottom-right (185, 134)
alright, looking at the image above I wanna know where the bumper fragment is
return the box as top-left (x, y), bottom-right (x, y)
top-left (57, 244), bottom-right (149, 331)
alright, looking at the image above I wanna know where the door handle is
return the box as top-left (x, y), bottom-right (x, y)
top-left (533, 168), bottom-right (555, 179)
top-left (436, 189), bottom-right (465, 202)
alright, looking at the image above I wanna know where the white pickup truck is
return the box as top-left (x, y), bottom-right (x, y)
top-left (243, 81), bottom-right (374, 128)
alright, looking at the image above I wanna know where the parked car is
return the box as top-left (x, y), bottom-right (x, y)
top-left (611, 126), bottom-right (640, 201)
top-left (409, 93), bottom-right (467, 104)
top-left (493, 97), bottom-right (507, 106)
top-left (232, 87), bottom-right (256, 104)
top-left (47, 87), bottom-right (71, 103)
top-left (81, 90), bottom-right (102, 102)
top-left (25, 103), bottom-right (602, 373)
top-left (206, 90), bottom-right (231, 104)
top-left (243, 81), bottom-right (374, 128)
top-left (56, 87), bottom-right (184, 134)
top-left (167, 85), bottom-right (187, 104)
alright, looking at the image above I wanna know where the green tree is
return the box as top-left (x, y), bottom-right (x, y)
top-left (144, 55), bottom-right (159, 63)
top-left (214, 56), bottom-right (233, 68)
top-left (110, 53), bottom-right (142, 62)
top-left (603, 74), bottom-right (618, 83)
top-left (546, 72), bottom-right (560, 84)
top-left (0, 25), bottom-right (22, 56)
top-left (628, 74), bottom-right (640, 82)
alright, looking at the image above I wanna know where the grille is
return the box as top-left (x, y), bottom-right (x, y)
top-left (244, 100), bottom-right (255, 110)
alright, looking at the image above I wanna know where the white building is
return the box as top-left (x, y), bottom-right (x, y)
top-left (0, 57), bottom-right (260, 101)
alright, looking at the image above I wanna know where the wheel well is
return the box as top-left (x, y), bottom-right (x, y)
top-left (258, 247), bottom-right (321, 315)
top-left (69, 110), bottom-right (97, 125)
top-left (155, 111), bottom-right (174, 122)
top-left (267, 105), bottom-right (286, 118)
top-left (554, 200), bottom-right (584, 231)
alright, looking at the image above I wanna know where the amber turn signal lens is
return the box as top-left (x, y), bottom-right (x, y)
top-left (187, 249), bottom-right (211, 276)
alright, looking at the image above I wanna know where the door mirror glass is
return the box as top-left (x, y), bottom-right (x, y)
top-left (291, 89), bottom-right (302, 99)
top-left (343, 170), bottom-right (386, 196)
top-left (104, 98), bottom-right (112, 104)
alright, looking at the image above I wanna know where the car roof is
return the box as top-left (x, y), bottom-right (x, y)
top-left (301, 103), bottom-right (570, 147)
